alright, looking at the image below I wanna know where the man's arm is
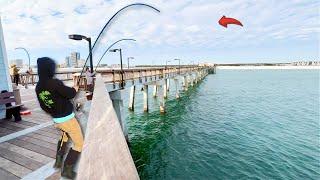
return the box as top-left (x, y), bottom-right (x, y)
top-left (54, 80), bottom-right (77, 99)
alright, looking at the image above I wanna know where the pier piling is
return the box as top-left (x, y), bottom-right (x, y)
top-left (174, 78), bottom-right (180, 99)
top-left (128, 85), bottom-right (135, 111)
top-left (153, 85), bottom-right (158, 97)
top-left (143, 85), bottom-right (149, 112)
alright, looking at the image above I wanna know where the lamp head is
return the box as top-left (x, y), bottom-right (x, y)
top-left (69, 34), bottom-right (85, 41)
top-left (109, 49), bottom-right (119, 52)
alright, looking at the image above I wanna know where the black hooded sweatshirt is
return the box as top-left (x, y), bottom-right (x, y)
top-left (35, 57), bottom-right (76, 119)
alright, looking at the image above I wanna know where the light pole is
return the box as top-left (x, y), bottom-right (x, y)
top-left (15, 47), bottom-right (30, 69)
top-left (110, 48), bottom-right (124, 89)
top-left (166, 60), bottom-right (171, 69)
top-left (127, 57), bottom-right (134, 69)
top-left (68, 34), bottom-right (93, 73)
top-left (174, 58), bottom-right (181, 74)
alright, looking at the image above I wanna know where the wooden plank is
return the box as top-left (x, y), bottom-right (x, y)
top-left (0, 123), bottom-right (25, 131)
top-left (0, 142), bottom-right (53, 164)
top-left (0, 146), bottom-right (43, 170)
top-left (2, 120), bottom-right (34, 129)
top-left (0, 168), bottom-right (19, 180)
top-left (34, 129), bottom-right (61, 139)
top-left (8, 139), bottom-right (56, 158)
top-left (17, 136), bottom-right (57, 151)
top-left (0, 156), bottom-right (32, 178)
top-left (38, 127), bottom-right (60, 135)
top-left (77, 74), bottom-right (139, 180)
top-left (0, 127), bottom-right (15, 137)
top-left (13, 120), bottom-right (38, 127)
top-left (27, 132), bottom-right (58, 144)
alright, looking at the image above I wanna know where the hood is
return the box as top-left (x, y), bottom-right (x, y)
top-left (37, 57), bottom-right (56, 81)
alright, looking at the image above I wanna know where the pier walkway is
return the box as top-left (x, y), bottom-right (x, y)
top-left (0, 65), bottom-right (214, 179)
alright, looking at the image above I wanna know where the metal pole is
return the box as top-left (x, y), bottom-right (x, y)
top-left (179, 59), bottom-right (180, 74)
top-left (119, 49), bottom-right (124, 89)
top-left (15, 47), bottom-right (31, 69)
top-left (127, 57), bottom-right (130, 69)
top-left (88, 38), bottom-right (93, 73)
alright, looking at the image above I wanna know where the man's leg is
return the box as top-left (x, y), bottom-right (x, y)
top-left (55, 118), bottom-right (84, 179)
top-left (53, 131), bottom-right (68, 168)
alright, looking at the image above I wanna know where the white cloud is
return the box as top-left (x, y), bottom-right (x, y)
top-left (0, 0), bottom-right (318, 63)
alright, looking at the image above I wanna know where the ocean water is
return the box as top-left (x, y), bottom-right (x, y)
top-left (123, 70), bottom-right (319, 180)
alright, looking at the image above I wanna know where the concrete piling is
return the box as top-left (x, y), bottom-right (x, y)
top-left (183, 76), bottom-right (188, 91)
top-left (109, 90), bottom-right (128, 140)
top-left (143, 85), bottom-right (149, 112)
top-left (159, 87), bottom-right (166, 114)
top-left (128, 86), bottom-right (135, 111)
top-left (174, 78), bottom-right (180, 99)
top-left (163, 80), bottom-right (168, 99)
top-left (153, 85), bottom-right (158, 97)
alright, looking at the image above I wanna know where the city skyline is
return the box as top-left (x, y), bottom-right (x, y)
top-left (0, 0), bottom-right (319, 66)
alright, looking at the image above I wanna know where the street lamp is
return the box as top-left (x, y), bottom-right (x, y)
top-left (68, 34), bottom-right (93, 73)
top-left (174, 58), bottom-right (181, 74)
top-left (109, 48), bottom-right (124, 89)
top-left (127, 57), bottom-right (134, 69)
top-left (15, 47), bottom-right (31, 69)
top-left (166, 60), bottom-right (171, 69)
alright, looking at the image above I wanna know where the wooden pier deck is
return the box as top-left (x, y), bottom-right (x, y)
top-left (0, 87), bottom-right (61, 180)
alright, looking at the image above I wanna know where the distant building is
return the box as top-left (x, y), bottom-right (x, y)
top-left (292, 61), bottom-right (320, 66)
top-left (77, 59), bottom-right (86, 68)
top-left (64, 52), bottom-right (81, 68)
top-left (70, 52), bottom-right (80, 67)
top-left (10, 59), bottom-right (24, 68)
top-left (65, 56), bottom-right (71, 67)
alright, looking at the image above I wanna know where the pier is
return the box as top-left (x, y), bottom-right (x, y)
top-left (0, 65), bottom-right (215, 179)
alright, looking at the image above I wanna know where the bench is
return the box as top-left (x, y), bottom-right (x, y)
top-left (0, 91), bottom-right (23, 122)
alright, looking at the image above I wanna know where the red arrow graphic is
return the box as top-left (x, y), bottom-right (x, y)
top-left (219, 15), bottom-right (243, 28)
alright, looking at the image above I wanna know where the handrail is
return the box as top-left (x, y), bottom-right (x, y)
top-left (77, 74), bottom-right (139, 179)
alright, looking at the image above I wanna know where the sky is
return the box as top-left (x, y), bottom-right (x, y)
top-left (0, 0), bottom-right (319, 66)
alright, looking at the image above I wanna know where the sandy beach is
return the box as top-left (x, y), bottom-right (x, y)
top-left (216, 66), bottom-right (320, 70)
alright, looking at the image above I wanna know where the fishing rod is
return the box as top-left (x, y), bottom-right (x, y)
top-left (94, 38), bottom-right (136, 72)
top-left (75, 3), bottom-right (160, 86)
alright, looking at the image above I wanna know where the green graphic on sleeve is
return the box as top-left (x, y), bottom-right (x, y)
top-left (39, 91), bottom-right (54, 108)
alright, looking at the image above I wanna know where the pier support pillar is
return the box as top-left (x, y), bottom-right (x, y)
top-left (163, 80), bottom-right (168, 99)
top-left (109, 90), bottom-right (128, 140)
top-left (128, 85), bottom-right (135, 111)
top-left (195, 73), bottom-right (198, 84)
top-left (183, 76), bottom-right (188, 91)
top-left (166, 79), bottom-right (170, 91)
top-left (190, 75), bottom-right (194, 87)
top-left (159, 87), bottom-right (166, 114)
top-left (174, 78), bottom-right (180, 99)
top-left (143, 85), bottom-right (149, 112)
top-left (153, 85), bottom-right (158, 97)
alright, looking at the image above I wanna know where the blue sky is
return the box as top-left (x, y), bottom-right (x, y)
top-left (0, 0), bottom-right (319, 66)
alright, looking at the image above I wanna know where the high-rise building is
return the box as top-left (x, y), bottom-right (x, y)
top-left (70, 52), bottom-right (80, 67)
top-left (65, 56), bottom-right (71, 67)
top-left (0, 17), bottom-right (12, 91)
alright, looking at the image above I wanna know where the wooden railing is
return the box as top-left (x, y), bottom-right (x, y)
top-left (14, 66), bottom-right (209, 89)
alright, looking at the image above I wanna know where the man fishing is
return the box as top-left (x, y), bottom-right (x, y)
top-left (35, 57), bottom-right (83, 179)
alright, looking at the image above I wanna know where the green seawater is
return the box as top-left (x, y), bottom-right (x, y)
top-left (122, 70), bottom-right (319, 179)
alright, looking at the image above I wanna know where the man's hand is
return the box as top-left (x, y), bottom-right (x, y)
top-left (74, 86), bottom-right (79, 92)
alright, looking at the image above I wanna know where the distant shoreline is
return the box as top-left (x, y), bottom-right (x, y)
top-left (216, 65), bottom-right (320, 70)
